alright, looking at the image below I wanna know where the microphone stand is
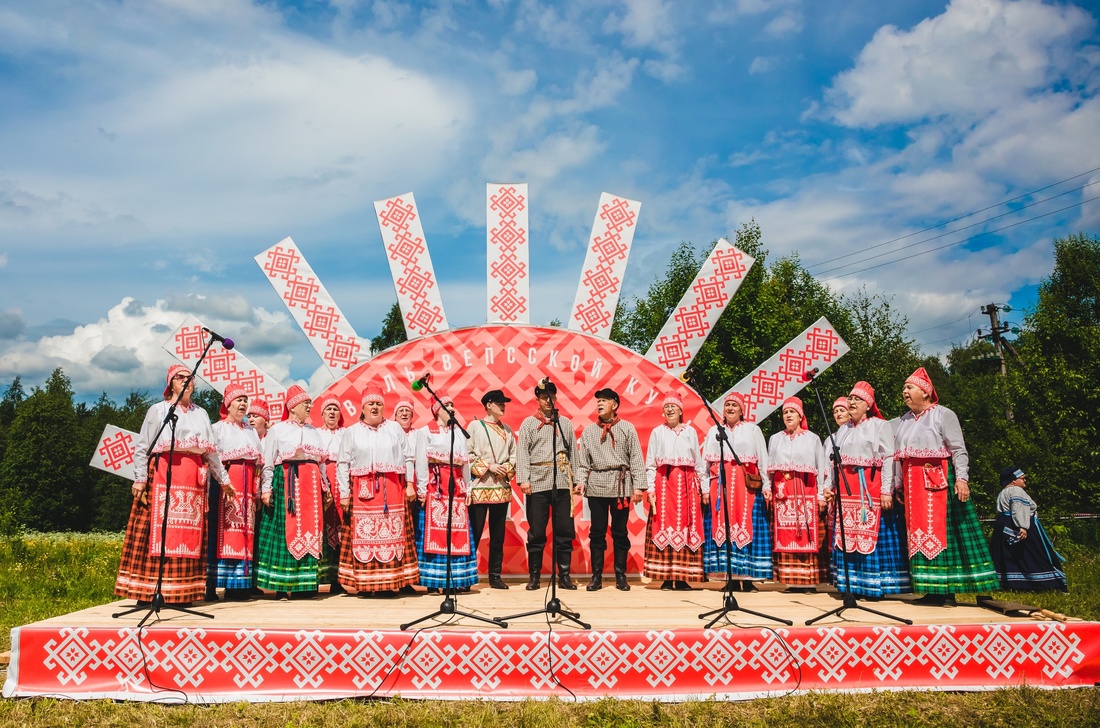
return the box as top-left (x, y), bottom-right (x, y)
top-left (113, 335), bottom-right (220, 626)
top-left (495, 379), bottom-right (589, 629)
top-left (803, 370), bottom-right (911, 626)
top-left (402, 378), bottom-right (502, 630)
top-left (684, 379), bottom-right (790, 628)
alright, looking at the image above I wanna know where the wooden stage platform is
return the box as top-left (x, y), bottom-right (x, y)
top-left (6, 581), bottom-right (1099, 702)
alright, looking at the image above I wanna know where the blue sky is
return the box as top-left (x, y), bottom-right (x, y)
top-left (0, 0), bottom-right (1097, 398)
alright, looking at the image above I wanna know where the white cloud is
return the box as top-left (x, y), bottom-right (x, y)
top-left (824, 0), bottom-right (1094, 128)
top-left (606, 0), bottom-right (677, 54)
top-left (749, 56), bottom-right (779, 74)
top-left (763, 8), bottom-right (803, 37)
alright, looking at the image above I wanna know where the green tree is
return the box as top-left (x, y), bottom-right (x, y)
top-left (0, 368), bottom-right (87, 532)
top-left (371, 302), bottom-right (408, 355)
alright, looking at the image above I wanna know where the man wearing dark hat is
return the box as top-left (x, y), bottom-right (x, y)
top-left (468, 389), bottom-right (517, 590)
top-left (575, 388), bottom-right (646, 591)
top-left (516, 380), bottom-right (579, 590)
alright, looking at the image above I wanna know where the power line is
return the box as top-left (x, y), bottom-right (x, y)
top-left (805, 164), bottom-right (1100, 272)
top-left (812, 179), bottom-right (1098, 277)
top-left (909, 313), bottom-right (972, 335)
top-left (821, 194), bottom-right (1100, 281)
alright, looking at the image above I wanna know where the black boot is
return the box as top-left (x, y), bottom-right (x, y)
top-left (587, 550), bottom-right (605, 591)
top-left (557, 566), bottom-right (577, 590)
top-left (526, 571), bottom-right (541, 590)
top-left (614, 550), bottom-right (630, 591)
top-left (488, 549), bottom-right (509, 589)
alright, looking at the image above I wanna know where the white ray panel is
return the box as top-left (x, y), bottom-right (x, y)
top-left (89, 425), bottom-right (137, 482)
top-left (712, 317), bottom-right (849, 423)
top-left (255, 237), bottom-right (366, 377)
top-left (374, 192), bottom-right (449, 340)
top-left (486, 183), bottom-right (530, 324)
top-left (163, 315), bottom-right (288, 421)
top-left (568, 192), bottom-right (642, 338)
top-left (645, 238), bottom-right (754, 375)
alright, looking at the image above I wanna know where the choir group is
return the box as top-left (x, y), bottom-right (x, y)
top-left (114, 364), bottom-right (1066, 611)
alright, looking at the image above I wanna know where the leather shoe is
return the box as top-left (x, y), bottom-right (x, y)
top-left (557, 574), bottom-right (577, 590)
top-left (660, 580), bottom-right (674, 591)
top-left (489, 576), bottom-right (509, 590)
top-left (615, 573), bottom-right (630, 591)
top-left (526, 575), bottom-right (541, 591)
top-left (586, 575), bottom-right (603, 592)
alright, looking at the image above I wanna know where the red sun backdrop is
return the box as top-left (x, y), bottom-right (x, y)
top-left (311, 325), bottom-right (713, 576)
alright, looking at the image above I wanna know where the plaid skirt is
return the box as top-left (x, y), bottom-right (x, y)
top-left (830, 506), bottom-right (911, 596)
top-left (703, 495), bottom-right (773, 579)
top-left (416, 508), bottom-right (478, 589)
top-left (337, 504), bottom-right (419, 593)
top-left (908, 469), bottom-right (999, 594)
top-left (115, 493), bottom-right (207, 603)
top-left (990, 514), bottom-right (1067, 592)
top-left (216, 558), bottom-right (251, 590)
top-left (643, 516), bottom-right (704, 582)
top-left (774, 516), bottom-right (830, 587)
top-left (255, 466), bottom-right (320, 592)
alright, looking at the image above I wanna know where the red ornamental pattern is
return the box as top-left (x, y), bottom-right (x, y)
top-left (488, 185), bottom-right (529, 323)
top-left (257, 240), bottom-right (364, 372)
top-left (98, 430), bottom-right (135, 473)
top-left (377, 196), bottom-right (446, 338)
top-left (570, 195), bottom-right (639, 337)
top-left (9, 622), bottom-right (1098, 700)
top-left (650, 244), bottom-right (751, 372)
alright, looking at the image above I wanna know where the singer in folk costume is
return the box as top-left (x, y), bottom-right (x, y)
top-left (643, 392), bottom-right (705, 591)
top-left (415, 393), bottom-right (477, 593)
top-left (315, 394), bottom-right (347, 594)
top-left (516, 379), bottom-right (578, 590)
top-left (335, 384), bottom-right (419, 595)
top-left (823, 382), bottom-right (910, 597)
top-left (990, 466), bottom-right (1067, 592)
top-left (895, 367), bottom-right (998, 605)
top-left (467, 390), bottom-right (518, 590)
top-left (702, 392), bottom-right (772, 591)
top-left (247, 398), bottom-right (271, 440)
top-left (211, 382), bottom-right (263, 601)
top-left (115, 364), bottom-right (233, 605)
top-left (575, 388), bottom-right (646, 592)
top-left (765, 396), bottom-right (827, 590)
top-left (256, 385), bottom-right (329, 600)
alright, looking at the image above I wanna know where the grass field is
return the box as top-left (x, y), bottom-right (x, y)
top-left (2, 531), bottom-right (1098, 726)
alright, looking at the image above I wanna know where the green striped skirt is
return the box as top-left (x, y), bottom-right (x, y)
top-left (255, 465), bottom-right (320, 592)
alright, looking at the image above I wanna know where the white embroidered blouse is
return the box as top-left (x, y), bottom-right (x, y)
top-left (133, 400), bottom-right (228, 486)
top-left (335, 419), bottom-right (415, 500)
top-left (645, 423), bottom-right (706, 491)
top-left (701, 422), bottom-right (771, 492)
top-left (893, 405), bottom-right (969, 482)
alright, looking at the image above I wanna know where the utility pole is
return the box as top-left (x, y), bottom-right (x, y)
top-left (978, 303), bottom-right (1016, 420)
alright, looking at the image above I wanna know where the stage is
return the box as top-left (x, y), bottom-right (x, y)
top-left (5, 581), bottom-right (1098, 702)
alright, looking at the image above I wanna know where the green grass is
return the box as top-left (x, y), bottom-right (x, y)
top-left (1, 532), bottom-right (1099, 725)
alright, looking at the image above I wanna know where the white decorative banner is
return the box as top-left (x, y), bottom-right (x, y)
top-left (163, 315), bottom-right (288, 421)
top-left (645, 238), bottom-right (754, 375)
top-left (713, 316), bottom-right (849, 423)
top-left (486, 183), bottom-right (530, 324)
top-left (374, 192), bottom-right (449, 339)
top-left (568, 192), bottom-right (642, 338)
top-left (255, 237), bottom-right (367, 376)
top-left (89, 425), bottom-right (137, 482)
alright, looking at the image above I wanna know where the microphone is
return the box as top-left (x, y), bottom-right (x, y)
top-left (411, 373), bottom-right (431, 391)
top-left (203, 327), bottom-right (235, 350)
top-left (802, 367), bottom-right (819, 382)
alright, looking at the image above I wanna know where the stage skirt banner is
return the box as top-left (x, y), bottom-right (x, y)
top-left (7, 621), bottom-right (1099, 701)
top-left (148, 452), bottom-right (206, 559)
top-left (312, 324), bottom-right (713, 575)
top-left (351, 473), bottom-right (406, 564)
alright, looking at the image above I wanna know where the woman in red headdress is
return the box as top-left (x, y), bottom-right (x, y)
top-left (894, 368), bottom-right (997, 605)
top-left (115, 365), bottom-right (233, 605)
top-left (315, 394), bottom-right (347, 594)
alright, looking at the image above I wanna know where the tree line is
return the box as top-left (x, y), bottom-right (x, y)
top-left (0, 228), bottom-right (1096, 534)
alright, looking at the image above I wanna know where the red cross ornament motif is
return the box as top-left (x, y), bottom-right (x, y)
top-left (98, 431), bottom-right (135, 472)
top-left (262, 245), bottom-right (301, 280)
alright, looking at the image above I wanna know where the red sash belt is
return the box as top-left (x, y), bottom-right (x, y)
top-left (710, 461), bottom-right (759, 548)
top-left (772, 471), bottom-right (820, 553)
top-left (323, 459), bottom-right (341, 549)
top-left (217, 459), bottom-right (256, 561)
top-left (652, 464), bottom-right (703, 551)
top-left (149, 452), bottom-right (206, 559)
top-left (902, 456), bottom-right (949, 559)
top-left (424, 463), bottom-right (471, 556)
top-left (283, 461), bottom-right (323, 560)
top-left (834, 465), bottom-right (881, 554)
top-left (350, 472), bottom-right (406, 563)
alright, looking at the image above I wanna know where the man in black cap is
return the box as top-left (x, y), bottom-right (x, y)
top-left (516, 379), bottom-right (579, 590)
top-left (575, 388), bottom-right (646, 591)
top-left (468, 389), bottom-right (517, 590)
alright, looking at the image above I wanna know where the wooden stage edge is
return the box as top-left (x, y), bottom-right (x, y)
top-left (6, 581), bottom-right (1100, 702)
